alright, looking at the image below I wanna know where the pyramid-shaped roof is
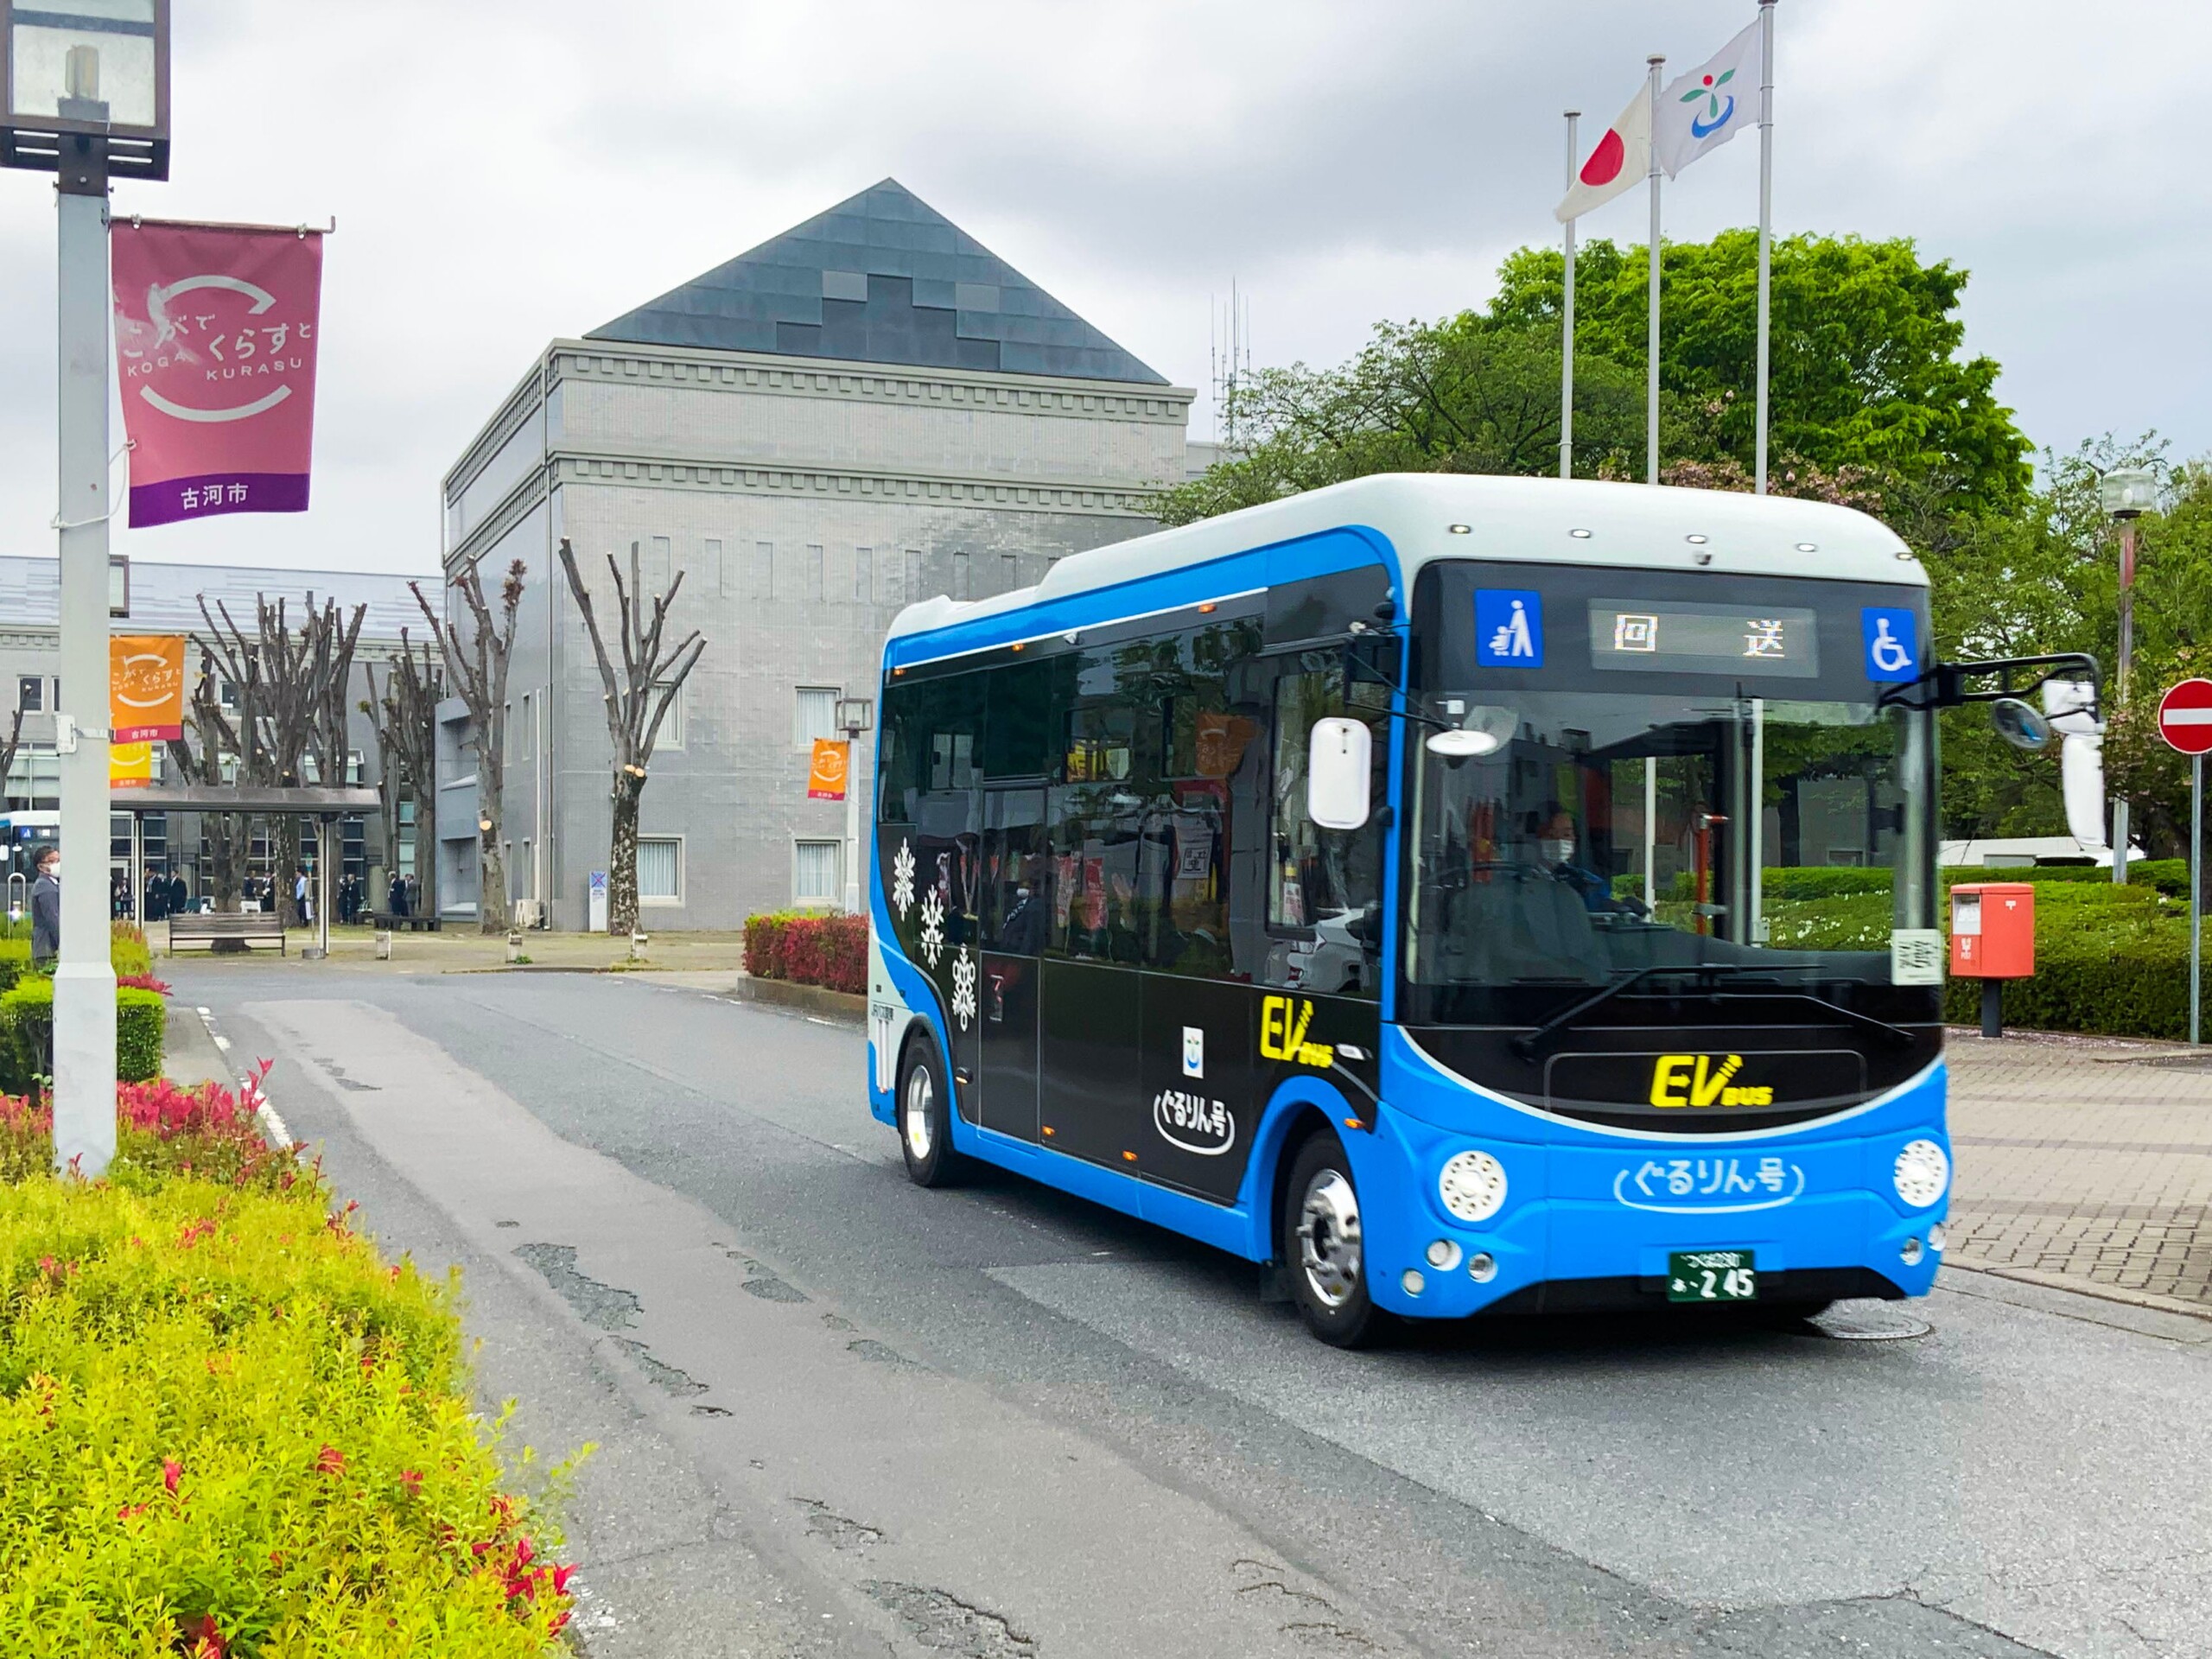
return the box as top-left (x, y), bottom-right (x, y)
top-left (587, 178), bottom-right (1166, 385)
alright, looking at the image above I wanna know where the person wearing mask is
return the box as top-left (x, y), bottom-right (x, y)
top-left (29, 846), bottom-right (60, 969)
top-left (1535, 804), bottom-right (1647, 917)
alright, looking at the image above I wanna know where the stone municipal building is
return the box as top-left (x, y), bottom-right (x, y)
top-left (438, 178), bottom-right (1196, 930)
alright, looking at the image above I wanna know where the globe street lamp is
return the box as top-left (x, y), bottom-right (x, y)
top-left (3, 1), bottom-right (171, 1177)
top-left (2101, 467), bottom-right (2157, 885)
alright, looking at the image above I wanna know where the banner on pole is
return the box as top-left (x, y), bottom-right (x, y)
top-left (110, 220), bottom-right (326, 529)
top-left (108, 634), bottom-right (187, 741)
top-left (807, 739), bottom-right (850, 801)
top-left (110, 741), bottom-right (153, 789)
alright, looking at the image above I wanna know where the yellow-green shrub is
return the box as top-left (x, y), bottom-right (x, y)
top-left (0, 1090), bottom-right (580, 1654)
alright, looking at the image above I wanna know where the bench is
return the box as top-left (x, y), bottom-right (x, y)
top-left (365, 910), bottom-right (440, 932)
top-left (167, 911), bottom-right (288, 955)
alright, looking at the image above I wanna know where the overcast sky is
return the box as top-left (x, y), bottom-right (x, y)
top-left (1, 0), bottom-right (2204, 577)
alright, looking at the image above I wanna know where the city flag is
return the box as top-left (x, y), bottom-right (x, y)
top-left (1554, 86), bottom-right (1651, 223)
top-left (109, 634), bottom-right (187, 742)
top-left (807, 738), bottom-right (849, 801)
top-left (111, 220), bottom-right (326, 528)
top-left (1656, 21), bottom-right (1761, 178)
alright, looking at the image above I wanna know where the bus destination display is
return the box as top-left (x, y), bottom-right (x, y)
top-left (1587, 601), bottom-right (1819, 677)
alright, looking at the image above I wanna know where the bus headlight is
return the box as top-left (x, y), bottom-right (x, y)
top-left (1439, 1150), bottom-right (1507, 1224)
top-left (1892, 1139), bottom-right (1949, 1210)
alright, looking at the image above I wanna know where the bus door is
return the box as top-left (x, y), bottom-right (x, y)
top-left (977, 785), bottom-right (1047, 1142)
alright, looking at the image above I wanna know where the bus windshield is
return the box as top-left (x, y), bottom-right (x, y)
top-left (1402, 565), bottom-right (1937, 1029)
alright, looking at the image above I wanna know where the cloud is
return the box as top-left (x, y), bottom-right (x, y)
top-left (0, 0), bottom-right (2202, 575)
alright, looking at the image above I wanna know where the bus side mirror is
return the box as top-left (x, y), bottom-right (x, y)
top-left (1991, 696), bottom-right (2050, 751)
top-left (1308, 716), bottom-right (1372, 830)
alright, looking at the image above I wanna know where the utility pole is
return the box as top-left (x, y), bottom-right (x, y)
top-left (2101, 467), bottom-right (2157, 883)
top-left (1644, 54), bottom-right (1664, 486)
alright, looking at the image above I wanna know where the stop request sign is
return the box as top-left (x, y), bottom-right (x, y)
top-left (2159, 678), bottom-right (2212, 755)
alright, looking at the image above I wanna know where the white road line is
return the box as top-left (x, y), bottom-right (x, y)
top-left (195, 1005), bottom-right (291, 1149)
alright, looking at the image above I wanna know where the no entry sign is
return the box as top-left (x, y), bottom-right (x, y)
top-left (2158, 678), bottom-right (2212, 755)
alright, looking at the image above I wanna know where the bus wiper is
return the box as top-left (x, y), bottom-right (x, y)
top-left (1510, 964), bottom-right (1758, 1062)
top-left (1710, 991), bottom-right (1917, 1048)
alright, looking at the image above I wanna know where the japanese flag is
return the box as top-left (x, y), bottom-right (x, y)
top-left (1656, 20), bottom-right (1761, 179)
top-left (1554, 86), bottom-right (1651, 223)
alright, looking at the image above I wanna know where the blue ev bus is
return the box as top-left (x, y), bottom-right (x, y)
top-left (863, 474), bottom-right (2093, 1345)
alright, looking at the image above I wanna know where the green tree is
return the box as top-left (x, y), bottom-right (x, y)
top-left (1490, 231), bottom-right (2033, 516)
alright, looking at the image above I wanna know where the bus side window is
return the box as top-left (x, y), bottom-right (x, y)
top-left (1263, 658), bottom-right (1387, 998)
top-left (887, 671), bottom-right (984, 942)
top-left (982, 658), bottom-right (1061, 953)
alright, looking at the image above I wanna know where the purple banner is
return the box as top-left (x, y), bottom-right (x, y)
top-left (127, 471), bottom-right (311, 529)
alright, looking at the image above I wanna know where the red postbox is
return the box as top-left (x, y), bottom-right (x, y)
top-left (1951, 881), bottom-right (2034, 1038)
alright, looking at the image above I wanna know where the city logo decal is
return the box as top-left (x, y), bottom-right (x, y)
top-left (1154, 1088), bottom-right (1236, 1156)
top-left (1260, 995), bottom-right (1334, 1069)
top-left (1614, 1156), bottom-right (1804, 1214)
top-left (1648, 1053), bottom-right (1775, 1109)
top-left (1681, 67), bottom-right (1737, 139)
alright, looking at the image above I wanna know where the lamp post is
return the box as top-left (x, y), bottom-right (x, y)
top-left (2101, 466), bottom-right (2158, 885)
top-left (835, 696), bottom-right (874, 916)
top-left (2, 1), bottom-right (170, 1178)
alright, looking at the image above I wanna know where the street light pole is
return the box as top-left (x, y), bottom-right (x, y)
top-left (835, 696), bottom-right (874, 916)
top-left (2101, 467), bottom-right (2157, 885)
top-left (51, 89), bottom-right (116, 1176)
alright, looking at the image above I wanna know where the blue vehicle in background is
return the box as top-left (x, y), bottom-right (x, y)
top-left (863, 474), bottom-right (2093, 1345)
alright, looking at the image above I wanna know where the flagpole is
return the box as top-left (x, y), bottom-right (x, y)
top-left (1560, 110), bottom-right (1579, 481)
top-left (1646, 54), bottom-right (1664, 486)
top-left (1754, 0), bottom-right (1777, 496)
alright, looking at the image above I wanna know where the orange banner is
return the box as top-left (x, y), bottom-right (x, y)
top-left (807, 738), bottom-right (849, 801)
top-left (110, 634), bottom-right (187, 742)
top-left (111, 741), bottom-right (154, 789)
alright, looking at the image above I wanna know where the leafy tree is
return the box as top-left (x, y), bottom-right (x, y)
top-left (1490, 231), bottom-right (2033, 516)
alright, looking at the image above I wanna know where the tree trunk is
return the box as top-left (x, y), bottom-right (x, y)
top-left (416, 792), bottom-right (437, 918)
top-left (477, 823), bottom-right (507, 934)
top-left (608, 774), bottom-right (642, 936)
top-left (208, 811), bottom-right (246, 953)
top-left (273, 812), bottom-right (302, 928)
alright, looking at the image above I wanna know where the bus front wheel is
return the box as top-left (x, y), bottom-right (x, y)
top-left (1282, 1132), bottom-right (1383, 1348)
top-left (897, 1037), bottom-right (960, 1188)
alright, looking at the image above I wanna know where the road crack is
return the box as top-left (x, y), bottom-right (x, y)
top-left (860, 1580), bottom-right (1035, 1657)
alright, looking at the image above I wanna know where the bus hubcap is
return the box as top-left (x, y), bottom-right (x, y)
top-left (1298, 1169), bottom-right (1363, 1309)
top-left (904, 1065), bottom-right (935, 1162)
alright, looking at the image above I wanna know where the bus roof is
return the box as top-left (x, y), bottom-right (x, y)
top-left (885, 473), bottom-right (1925, 643)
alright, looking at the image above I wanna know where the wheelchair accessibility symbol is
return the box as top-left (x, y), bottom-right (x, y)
top-left (1861, 607), bottom-right (1919, 683)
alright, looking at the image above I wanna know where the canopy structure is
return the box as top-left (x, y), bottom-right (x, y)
top-left (109, 784), bottom-right (381, 958)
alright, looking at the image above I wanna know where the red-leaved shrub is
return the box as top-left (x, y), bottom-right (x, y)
top-left (743, 912), bottom-right (867, 995)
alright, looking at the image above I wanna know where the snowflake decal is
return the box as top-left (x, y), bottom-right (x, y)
top-left (918, 887), bottom-right (945, 968)
top-left (950, 947), bottom-right (978, 1030)
top-left (891, 840), bottom-right (917, 920)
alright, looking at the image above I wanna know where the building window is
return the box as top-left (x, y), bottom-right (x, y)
top-left (953, 551), bottom-right (971, 601)
top-left (855, 546), bottom-right (873, 602)
top-left (793, 839), bottom-right (842, 906)
top-left (16, 676), bottom-right (40, 713)
top-left (653, 680), bottom-right (684, 748)
top-left (1001, 552), bottom-right (1018, 592)
top-left (651, 535), bottom-right (671, 582)
top-left (807, 544), bottom-right (825, 602)
top-left (638, 836), bottom-right (682, 903)
top-left (346, 749), bottom-right (364, 785)
top-left (794, 685), bottom-right (839, 750)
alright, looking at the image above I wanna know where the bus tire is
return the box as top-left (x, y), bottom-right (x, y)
top-left (1282, 1131), bottom-right (1383, 1348)
top-left (897, 1034), bottom-right (960, 1188)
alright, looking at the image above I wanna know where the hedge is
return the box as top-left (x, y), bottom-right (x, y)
top-left (0, 981), bottom-right (166, 1094)
top-left (0, 1079), bottom-right (581, 1652)
top-left (743, 910), bottom-right (867, 995)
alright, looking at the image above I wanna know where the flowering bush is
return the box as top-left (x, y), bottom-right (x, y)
top-left (744, 910), bottom-right (866, 995)
top-left (118, 972), bottom-right (173, 996)
top-left (0, 1067), bottom-right (582, 1653)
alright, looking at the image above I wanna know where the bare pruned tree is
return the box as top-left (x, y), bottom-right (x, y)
top-left (411, 558), bottom-right (524, 933)
top-left (0, 706), bottom-right (23, 807)
top-left (168, 652), bottom-right (245, 923)
top-left (361, 629), bottom-right (442, 918)
top-left (556, 537), bottom-right (706, 936)
top-left (194, 592), bottom-right (367, 925)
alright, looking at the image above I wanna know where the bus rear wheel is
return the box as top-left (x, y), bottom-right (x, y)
top-left (1282, 1132), bottom-right (1384, 1348)
top-left (897, 1036), bottom-right (960, 1188)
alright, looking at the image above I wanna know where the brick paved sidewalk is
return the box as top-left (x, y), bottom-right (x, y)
top-left (1945, 1027), bottom-right (2212, 1312)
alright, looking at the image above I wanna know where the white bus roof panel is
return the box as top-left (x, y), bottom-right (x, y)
top-left (886, 473), bottom-right (1925, 643)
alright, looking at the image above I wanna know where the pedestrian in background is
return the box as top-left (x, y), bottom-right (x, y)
top-left (29, 846), bottom-right (60, 969)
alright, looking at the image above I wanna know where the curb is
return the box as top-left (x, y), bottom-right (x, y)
top-left (734, 976), bottom-right (866, 1024)
top-left (194, 1005), bottom-right (292, 1148)
top-left (1944, 1250), bottom-right (2212, 1324)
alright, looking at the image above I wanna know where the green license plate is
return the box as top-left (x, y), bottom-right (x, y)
top-left (1668, 1249), bottom-right (1757, 1303)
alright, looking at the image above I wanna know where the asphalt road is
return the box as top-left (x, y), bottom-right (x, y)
top-left (174, 965), bottom-right (2212, 1659)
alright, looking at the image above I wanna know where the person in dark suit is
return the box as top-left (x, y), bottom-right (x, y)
top-left (166, 872), bottom-right (188, 917)
top-left (29, 846), bottom-right (60, 968)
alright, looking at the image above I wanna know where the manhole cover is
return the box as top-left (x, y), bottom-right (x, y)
top-left (1806, 1304), bottom-right (1932, 1341)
